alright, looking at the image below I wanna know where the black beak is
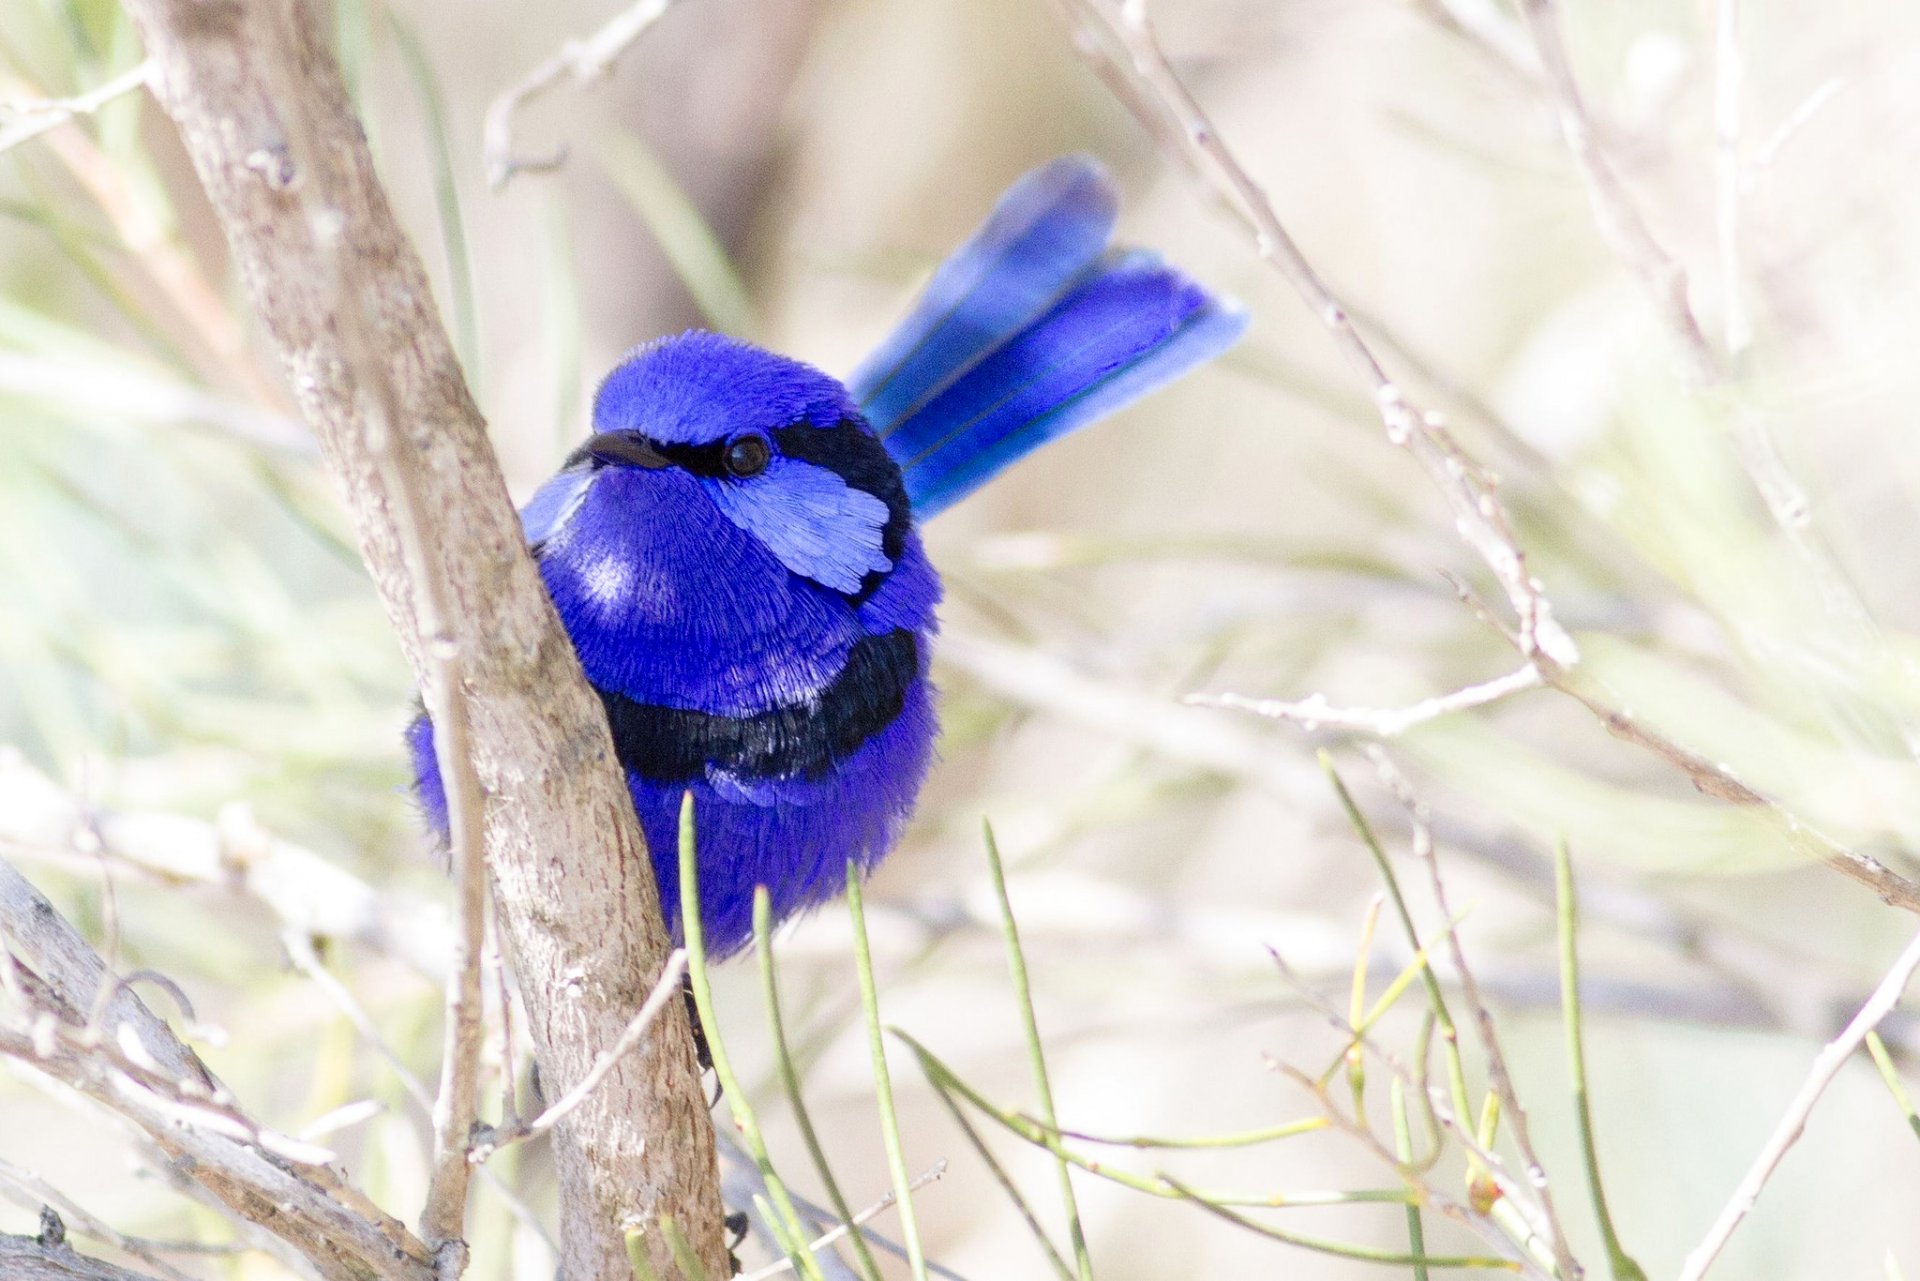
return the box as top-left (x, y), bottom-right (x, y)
top-left (581, 432), bottom-right (672, 470)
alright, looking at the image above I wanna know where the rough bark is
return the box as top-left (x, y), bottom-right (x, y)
top-left (0, 1234), bottom-right (164, 1281)
top-left (114, 1), bottom-right (726, 1277)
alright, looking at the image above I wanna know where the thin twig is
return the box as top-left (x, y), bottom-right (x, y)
top-left (481, 0), bottom-right (689, 187)
top-left (474, 950), bottom-right (689, 1159)
top-left (1750, 79), bottom-right (1845, 170)
top-left (1517, 0), bottom-right (1720, 383)
top-left (1045, 0), bottom-right (1920, 916)
top-left (0, 62), bottom-right (151, 156)
top-left (1677, 924), bottom-right (1920, 1281)
top-left (1191, 664), bottom-right (1542, 737)
top-left (1368, 751), bottom-right (1580, 1279)
top-left (281, 935), bottom-right (559, 1258)
top-left (735, 1165), bottom-right (949, 1281)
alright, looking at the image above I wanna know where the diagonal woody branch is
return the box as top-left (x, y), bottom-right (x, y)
top-left (114, 0), bottom-right (726, 1277)
top-left (0, 857), bottom-right (435, 1281)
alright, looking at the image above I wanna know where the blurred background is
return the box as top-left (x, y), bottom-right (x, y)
top-left (6, 0), bottom-right (1920, 1275)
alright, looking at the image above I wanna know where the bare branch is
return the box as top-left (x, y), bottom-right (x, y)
top-left (1678, 923), bottom-right (1920, 1281)
top-left (481, 0), bottom-right (690, 187)
top-left (1059, 0), bottom-right (1577, 676)
top-left (0, 1159), bottom-right (202, 1281)
top-left (118, 0), bottom-right (728, 1275)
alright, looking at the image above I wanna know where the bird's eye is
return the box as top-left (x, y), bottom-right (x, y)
top-left (724, 434), bottom-right (771, 478)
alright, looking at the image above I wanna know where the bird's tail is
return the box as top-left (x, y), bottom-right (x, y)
top-left (853, 155), bottom-right (1247, 521)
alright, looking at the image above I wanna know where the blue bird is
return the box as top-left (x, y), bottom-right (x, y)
top-left (407, 156), bottom-right (1246, 956)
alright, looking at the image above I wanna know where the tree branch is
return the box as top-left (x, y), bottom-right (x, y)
top-left (0, 856), bottom-right (435, 1280)
top-left (115, 0), bottom-right (726, 1276)
top-left (0, 1221), bottom-right (166, 1281)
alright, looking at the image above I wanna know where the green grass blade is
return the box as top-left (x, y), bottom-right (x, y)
top-left (1158, 1175), bottom-right (1519, 1271)
top-left (678, 792), bottom-right (825, 1281)
top-left (926, 1076), bottom-right (1075, 1281)
top-left (896, 1031), bottom-right (1405, 1208)
top-left (625, 1226), bottom-right (664, 1281)
top-left (387, 10), bottom-right (482, 387)
top-left (1557, 840), bottom-right (1648, 1281)
top-left (755, 887), bottom-right (884, 1281)
top-left (1865, 1031), bottom-right (1920, 1145)
top-left (983, 820), bottom-right (1093, 1280)
top-left (1050, 1117), bottom-right (1326, 1150)
top-left (845, 861), bottom-right (928, 1281)
top-left (1392, 1079), bottom-right (1430, 1281)
top-left (1322, 755), bottom-right (1473, 1125)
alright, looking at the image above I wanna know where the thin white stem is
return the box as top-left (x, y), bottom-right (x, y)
top-left (0, 61), bottom-right (150, 156)
top-left (481, 0), bottom-right (688, 187)
top-left (1518, 0), bottom-right (1721, 383)
top-left (1751, 78), bottom-right (1845, 170)
top-left (1678, 924), bottom-right (1920, 1281)
top-left (470, 950), bottom-right (690, 1161)
top-left (736, 1163), bottom-right (948, 1281)
top-left (1191, 664), bottom-right (1542, 737)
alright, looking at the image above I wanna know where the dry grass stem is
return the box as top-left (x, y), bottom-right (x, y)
top-left (1678, 923), bottom-right (1920, 1281)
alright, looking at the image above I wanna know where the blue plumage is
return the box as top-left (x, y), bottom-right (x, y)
top-left (852, 156), bottom-right (1118, 435)
top-left (409, 155), bottom-right (1244, 954)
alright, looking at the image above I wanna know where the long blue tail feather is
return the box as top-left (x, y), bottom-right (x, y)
top-left (851, 155), bottom-right (1118, 439)
top-left (861, 157), bottom-right (1246, 520)
top-left (881, 249), bottom-right (1246, 520)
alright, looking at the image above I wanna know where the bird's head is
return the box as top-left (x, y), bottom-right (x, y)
top-left (524, 332), bottom-right (913, 601)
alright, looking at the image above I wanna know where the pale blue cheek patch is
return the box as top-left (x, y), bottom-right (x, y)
top-left (518, 467), bottom-right (594, 546)
top-left (704, 458), bottom-right (892, 595)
